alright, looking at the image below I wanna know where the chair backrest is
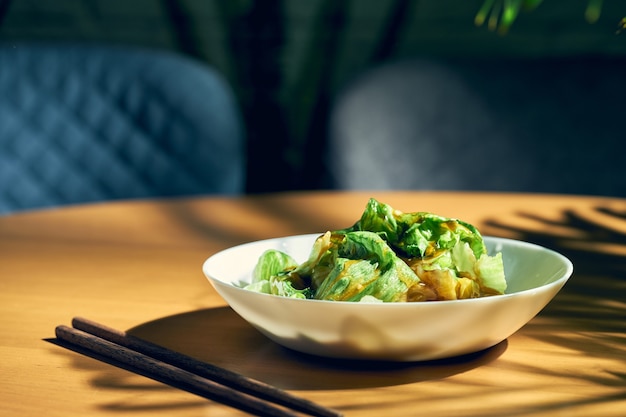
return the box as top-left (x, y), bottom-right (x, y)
top-left (326, 56), bottom-right (626, 196)
top-left (0, 42), bottom-right (245, 214)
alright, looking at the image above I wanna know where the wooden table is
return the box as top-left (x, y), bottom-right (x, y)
top-left (1, 191), bottom-right (625, 417)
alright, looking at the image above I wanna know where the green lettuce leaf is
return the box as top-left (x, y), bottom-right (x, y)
top-left (247, 198), bottom-right (507, 302)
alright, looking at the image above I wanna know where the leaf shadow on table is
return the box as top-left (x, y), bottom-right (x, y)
top-left (481, 203), bottom-right (626, 400)
top-left (484, 204), bottom-right (626, 275)
top-left (482, 204), bottom-right (626, 335)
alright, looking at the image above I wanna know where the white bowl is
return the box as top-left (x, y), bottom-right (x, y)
top-left (203, 234), bottom-right (573, 361)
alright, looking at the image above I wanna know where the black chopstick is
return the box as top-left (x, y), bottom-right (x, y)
top-left (55, 318), bottom-right (342, 417)
top-left (71, 317), bottom-right (340, 417)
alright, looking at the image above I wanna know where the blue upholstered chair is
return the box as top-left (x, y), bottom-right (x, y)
top-left (0, 43), bottom-right (245, 215)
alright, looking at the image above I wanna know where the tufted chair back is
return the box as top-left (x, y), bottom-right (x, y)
top-left (0, 43), bottom-right (245, 214)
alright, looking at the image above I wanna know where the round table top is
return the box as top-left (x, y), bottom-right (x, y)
top-left (2, 191), bottom-right (625, 417)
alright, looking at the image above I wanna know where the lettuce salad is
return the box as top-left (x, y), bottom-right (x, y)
top-left (244, 198), bottom-right (506, 302)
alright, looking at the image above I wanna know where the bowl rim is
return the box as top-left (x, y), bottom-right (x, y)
top-left (203, 234), bottom-right (574, 306)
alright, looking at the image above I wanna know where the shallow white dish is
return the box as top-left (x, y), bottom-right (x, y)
top-left (203, 234), bottom-right (573, 362)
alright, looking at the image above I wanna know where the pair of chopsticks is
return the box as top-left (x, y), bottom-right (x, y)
top-left (55, 317), bottom-right (342, 417)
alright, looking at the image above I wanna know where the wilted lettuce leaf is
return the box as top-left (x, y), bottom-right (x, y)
top-left (244, 275), bottom-right (312, 299)
top-left (476, 252), bottom-right (507, 295)
top-left (314, 231), bottom-right (423, 302)
top-left (246, 249), bottom-right (311, 298)
top-left (314, 258), bottom-right (379, 301)
top-left (338, 231), bottom-right (397, 272)
top-left (345, 197), bottom-right (401, 242)
top-left (246, 198), bottom-right (506, 302)
top-left (344, 198), bottom-right (486, 259)
top-left (252, 249), bottom-right (298, 282)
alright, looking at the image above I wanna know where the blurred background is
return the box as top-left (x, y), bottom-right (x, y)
top-left (1, 0), bottom-right (625, 212)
